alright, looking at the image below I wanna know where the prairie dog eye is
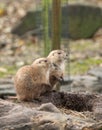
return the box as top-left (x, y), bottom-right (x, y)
top-left (39, 61), bottom-right (41, 63)
top-left (58, 52), bottom-right (61, 55)
top-left (44, 60), bottom-right (47, 62)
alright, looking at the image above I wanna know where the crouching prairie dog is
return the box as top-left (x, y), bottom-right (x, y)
top-left (14, 58), bottom-right (51, 101)
top-left (47, 50), bottom-right (68, 91)
top-left (31, 57), bottom-right (64, 91)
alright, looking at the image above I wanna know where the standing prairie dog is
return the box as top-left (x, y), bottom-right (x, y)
top-left (47, 50), bottom-right (67, 71)
top-left (47, 50), bottom-right (68, 91)
top-left (49, 63), bottom-right (64, 87)
top-left (14, 58), bottom-right (51, 101)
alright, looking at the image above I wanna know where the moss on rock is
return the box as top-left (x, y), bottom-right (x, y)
top-left (12, 4), bottom-right (102, 39)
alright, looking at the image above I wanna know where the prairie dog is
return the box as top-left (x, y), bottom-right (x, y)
top-left (49, 63), bottom-right (64, 87)
top-left (47, 50), bottom-right (67, 71)
top-left (14, 58), bottom-right (51, 101)
top-left (47, 50), bottom-right (67, 91)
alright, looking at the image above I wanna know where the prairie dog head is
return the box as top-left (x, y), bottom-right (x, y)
top-left (47, 50), bottom-right (67, 64)
top-left (47, 50), bottom-right (67, 70)
top-left (32, 58), bottom-right (51, 83)
top-left (32, 57), bottom-right (51, 69)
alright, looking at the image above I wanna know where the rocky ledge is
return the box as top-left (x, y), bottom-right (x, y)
top-left (0, 91), bottom-right (102, 130)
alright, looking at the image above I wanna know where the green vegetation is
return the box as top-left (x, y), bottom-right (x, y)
top-left (71, 41), bottom-right (101, 52)
top-left (65, 41), bottom-right (102, 75)
top-left (69, 58), bottom-right (102, 75)
top-left (0, 65), bottom-right (18, 78)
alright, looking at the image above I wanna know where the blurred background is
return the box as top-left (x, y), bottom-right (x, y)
top-left (0, 0), bottom-right (102, 84)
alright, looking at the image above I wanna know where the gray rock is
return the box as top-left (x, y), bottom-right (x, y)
top-left (0, 94), bottom-right (102, 130)
top-left (88, 67), bottom-right (102, 79)
top-left (0, 78), bottom-right (16, 98)
top-left (37, 102), bottom-right (61, 113)
top-left (61, 75), bottom-right (102, 94)
top-left (12, 4), bottom-right (102, 39)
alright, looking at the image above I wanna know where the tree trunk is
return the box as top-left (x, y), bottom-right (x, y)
top-left (52, 0), bottom-right (61, 50)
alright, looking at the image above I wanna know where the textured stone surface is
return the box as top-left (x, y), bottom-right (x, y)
top-left (88, 67), bottom-right (102, 79)
top-left (0, 99), bottom-right (102, 130)
top-left (61, 75), bottom-right (102, 94)
top-left (12, 4), bottom-right (102, 39)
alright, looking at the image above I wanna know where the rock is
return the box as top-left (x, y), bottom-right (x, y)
top-left (83, 122), bottom-right (102, 130)
top-left (0, 99), bottom-right (67, 130)
top-left (0, 98), bottom-right (102, 130)
top-left (12, 4), bottom-right (102, 39)
top-left (93, 95), bottom-right (102, 121)
top-left (31, 111), bottom-right (68, 130)
top-left (0, 99), bottom-right (35, 129)
top-left (37, 102), bottom-right (61, 113)
top-left (88, 67), bottom-right (102, 79)
top-left (62, 75), bottom-right (102, 93)
top-left (0, 78), bottom-right (15, 98)
top-left (0, 78), bottom-right (13, 84)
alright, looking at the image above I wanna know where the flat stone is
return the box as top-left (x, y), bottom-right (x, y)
top-left (61, 75), bottom-right (102, 93)
top-left (0, 93), bottom-right (102, 130)
top-left (0, 78), bottom-right (13, 84)
top-left (0, 84), bottom-right (16, 97)
top-left (88, 67), bottom-right (102, 79)
top-left (37, 103), bottom-right (61, 113)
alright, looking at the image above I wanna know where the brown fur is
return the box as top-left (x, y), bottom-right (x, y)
top-left (47, 50), bottom-right (67, 69)
top-left (47, 50), bottom-right (67, 90)
top-left (14, 58), bottom-right (51, 101)
top-left (49, 64), bottom-right (63, 87)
